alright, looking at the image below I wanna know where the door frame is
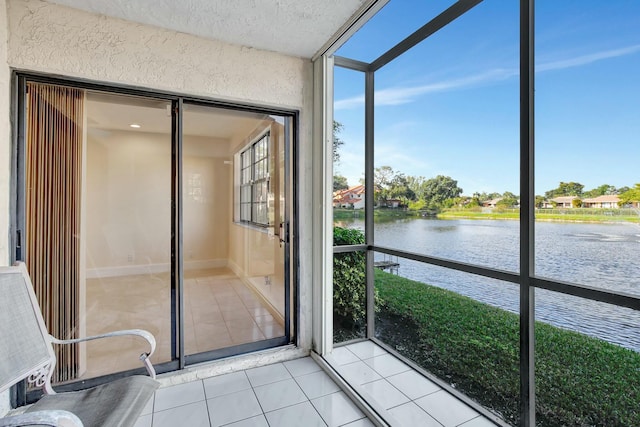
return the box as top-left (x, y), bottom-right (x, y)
top-left (11, 71), bottom-right (299, 401)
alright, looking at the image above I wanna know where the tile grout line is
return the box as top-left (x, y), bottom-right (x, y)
top-left (247, 379), bottom-right (268, 426)
top-left (349, 342), bottom-right (489, 427)
top-left (279, 361), bottom-right (343, 426)
top-left (200, 380), bottom-right (214, 427)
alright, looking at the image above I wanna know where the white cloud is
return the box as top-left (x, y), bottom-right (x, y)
top-left (334, 68), bottom-right (515, 110)
top-left (334, 95), bottom-right (365, 110)
top-left (334, 44), bottom-right (640, 110)
top-left (537, 44), bottom-right (640, 72)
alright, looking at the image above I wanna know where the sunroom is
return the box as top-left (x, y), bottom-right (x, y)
top-left (1, 0), bottom-right (639, 426)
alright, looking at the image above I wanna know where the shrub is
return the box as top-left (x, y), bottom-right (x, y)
top-left (407, 199), bottom-right (427, 211)
top-left (333, 227), bottom-right (367, 323)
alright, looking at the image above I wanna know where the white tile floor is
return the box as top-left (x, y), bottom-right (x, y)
top-left (326, 342), bottom-right (496, 427)
top-left (135, 342), bottom-right (498, 427)
top-left (135, 357), bottom-right (372, 427)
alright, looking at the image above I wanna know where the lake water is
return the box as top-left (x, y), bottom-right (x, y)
top-left (337, 218), bottom-right (640, 352)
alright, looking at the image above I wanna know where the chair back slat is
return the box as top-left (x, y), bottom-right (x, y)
top-left (0, 263), bottom-right (56, 394)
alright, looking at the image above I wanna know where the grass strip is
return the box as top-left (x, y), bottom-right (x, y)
top-left (334, 208), bottom-right (640, 223)
top-left (374, 269), bottom-right (640, 426)
top-left (439, 210), bottom-right (639, 223)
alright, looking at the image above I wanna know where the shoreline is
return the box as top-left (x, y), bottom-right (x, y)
top-left (334, 208), bottom-right (640, 224)
top-left (437, 213), bottom-right (640, 224)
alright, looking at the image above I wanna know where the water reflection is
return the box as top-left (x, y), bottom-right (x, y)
top-left (339, 217), bottom-right (640, 351)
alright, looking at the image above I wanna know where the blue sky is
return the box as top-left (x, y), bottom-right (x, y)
top-left (333, 1), bottom-right (640, 196)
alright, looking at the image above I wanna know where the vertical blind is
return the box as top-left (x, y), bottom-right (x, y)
top-left (25, 82), bottom-right (84, 383)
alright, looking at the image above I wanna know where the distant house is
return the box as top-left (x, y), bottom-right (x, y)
top-left (542, 196), bottom-right (579, 208)
top-left (386, 198), bottom-right (402, 208)
top-left (582, 195), bottom-right (620, 209)
top-left (333, 184), bottom-right (365, 209)
top-left (482, 198), bottom-right (502, 208)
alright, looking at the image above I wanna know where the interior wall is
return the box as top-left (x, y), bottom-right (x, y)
top-left (228, 120), bottom-right (287, 317)
top-left (183, 135), bottom-right (231, 268)
top-left (229, 123), bottom-right (268, 275)
top-left (86, 130), bottom-right (231, 276)
top-left (86, 130), bottom-right (172, 275)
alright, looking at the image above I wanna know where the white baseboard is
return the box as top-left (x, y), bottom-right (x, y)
top-left (227, 259), bottom-right (242, 277)
top-left (87, 259), bottom-right (228, 279)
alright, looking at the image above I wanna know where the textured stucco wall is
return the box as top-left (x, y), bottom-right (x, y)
top-left (3, 0), bottom-right (314, 351)
top-left (0, 0), bottom-right (10, 269)
top-left (1, 0), bottom-right (11, 415)
top-left (7, 0), bottom-right (308, 110)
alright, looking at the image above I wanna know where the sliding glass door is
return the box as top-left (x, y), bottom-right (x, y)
top-left (15, 76), bottom-right (294, 388)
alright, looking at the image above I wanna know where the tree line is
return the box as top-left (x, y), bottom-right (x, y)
top-left (332, 122), bottom-right (639, 210)
top-left (334, 169), bottom-right (640, 211)
top-left (542, 182), bottom-right (640, 207)
top-left (334, 166), bottom-right (464, 210)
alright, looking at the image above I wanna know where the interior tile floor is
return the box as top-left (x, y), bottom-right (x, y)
top-left (134, 343), bottom-right (497, 427)
top-left (79, 268), bottom-right (283, 380)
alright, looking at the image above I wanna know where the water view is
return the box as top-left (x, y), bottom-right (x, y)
top-left (338, 218), bottom-right (640, 352)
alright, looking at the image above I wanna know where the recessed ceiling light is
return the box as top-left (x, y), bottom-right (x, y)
top-left (130, 123), bottom-right (141, 128)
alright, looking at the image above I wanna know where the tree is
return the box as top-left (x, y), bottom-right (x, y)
top-left (407, 176), bottom-right (426, 197)
top-left (333, 175), bottom-right (349, 192)
top-left (374, 166), bottom-right (395, 188)
top-left (407, 199), bottom-right (427, 211)
top-left (466, 197), bottom-right (481, 208)
top-left (618, 183), bottom-right (640, 207)
top-left (535, 195), bottom-right (545, 208)
top-left (386, 173), bottom-right (415, 202)
top-left (545, 182), bottom-right (584, 199)
top-left (333, 121), bottom-right (344, 164)
top-left (583, 184), bottom-right (618, 198)
top-left (496, 191), bottom-right (518, 209)
top-left (420, 175), bottom-right (463, 208)
top-left (572, 198), bottom-right (583, 208)
top-left (373, 166), bottom-right (396, 205)
top-left (444, 196), bottom-right (469, 209)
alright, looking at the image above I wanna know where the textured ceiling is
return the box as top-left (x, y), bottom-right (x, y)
top-left (44, 0), bottom-right (369, 58)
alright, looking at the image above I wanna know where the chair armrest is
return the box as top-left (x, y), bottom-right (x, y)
top-left (0, 410), bottom-right (83, 427)
top-left (50, 329), bottom-right (157, 379)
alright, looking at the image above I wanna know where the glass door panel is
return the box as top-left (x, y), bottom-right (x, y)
top-left (182, 104), bottom-right (289, 356)
top-left (23, 83), bottom-right (172, 383)
top-left (83, 91), bottom-right (173, 379)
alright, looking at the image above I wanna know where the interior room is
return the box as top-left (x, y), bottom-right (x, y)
top-left (38, 89), bottom-right (292, 380)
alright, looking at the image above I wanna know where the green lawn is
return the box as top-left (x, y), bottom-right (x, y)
top-left (439, 209), bottom-right (640, 223)
top-left (333, 208), bottom-right (422, 220)
top-left (374, 269), bottom-right (640, 426)
top-left (334, 207), bottom-right (640, 223)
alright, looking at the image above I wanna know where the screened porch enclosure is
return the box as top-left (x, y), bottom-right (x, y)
top-left (328, 1), bottom-right (640, 426)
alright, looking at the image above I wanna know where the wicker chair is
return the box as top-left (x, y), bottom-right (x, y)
top-left (0, 262), bottom-right (159, 427)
